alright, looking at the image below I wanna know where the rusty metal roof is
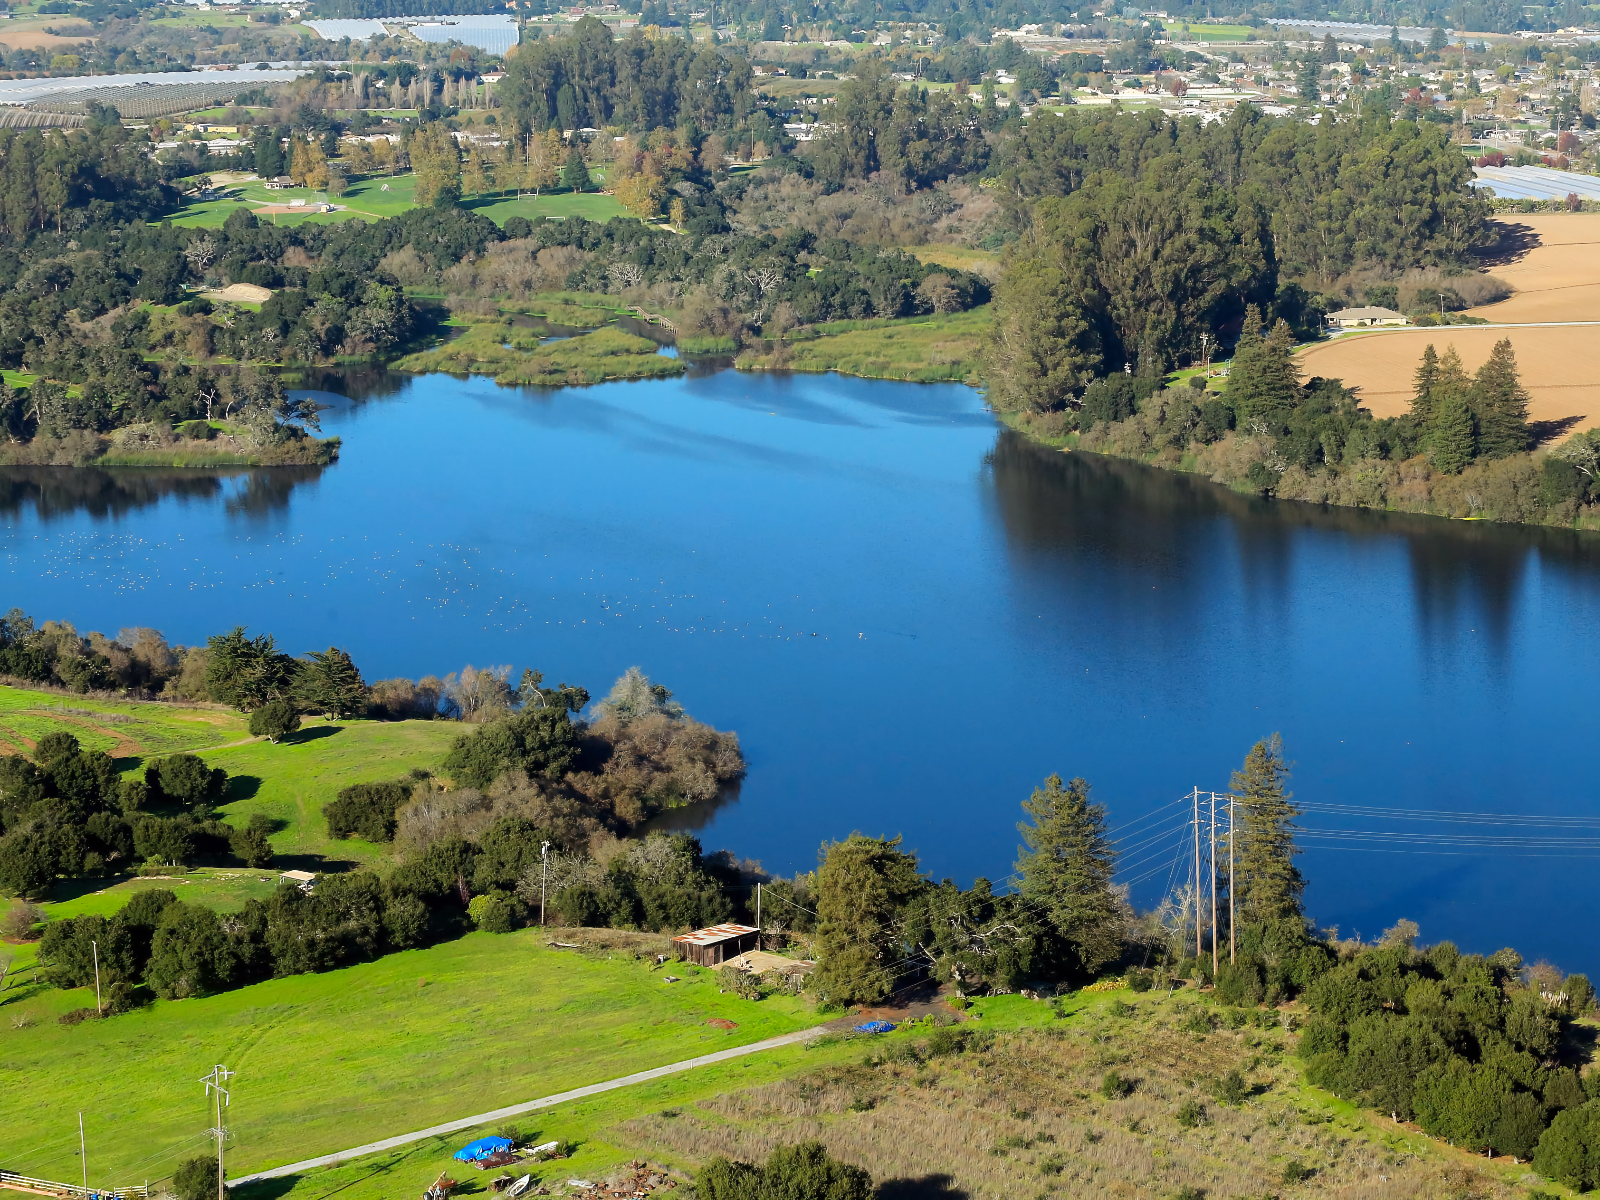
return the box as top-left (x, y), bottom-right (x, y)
top-left (671, 923), bottom-right (759, 947)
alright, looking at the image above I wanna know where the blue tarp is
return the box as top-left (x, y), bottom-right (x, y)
top-left (854, 1020), bottom-right (896, 1033)
top-left (454, 1136), bottom-right (513, 1161)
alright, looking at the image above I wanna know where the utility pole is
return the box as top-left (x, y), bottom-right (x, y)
top-left (755, 882), bottom-right (762, 940)
top-left (79, 1112), bottom-right (86, 1197)
top-left (1210, 792), bottom-right (1218, 980)
top-left (1229, 794), bottom-right (1236, 966)
top-left (200, 1065), bottom-right (234, 1200)
top-left (539, 841), bottom-right (551, 926)
top-left (91, 940), bottom-right (102, 1017)
top-left (1192, 787), bottom-right (1201, 959)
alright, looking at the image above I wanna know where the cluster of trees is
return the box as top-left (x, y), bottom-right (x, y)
top-left (986, 105), bottom-right (1486, 409)
top-left (1301, 935), bottom-right (1596, 1162)
top-left (0, 120), bottom-right (175, 241)
top-left (500, 20), bottom-right (758, 137)
top-left (0, 731), bottom-right (266, 898)
top-left (810, 736), bottom-right (1307, 1006)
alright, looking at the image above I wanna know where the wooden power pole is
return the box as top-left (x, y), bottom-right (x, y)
top-left (1229, 794), bottom-right (1237, 966)
top-left (1192, 787), bottom-right (1201, 960)
top-left (1209, 792), bottom-right (1218, 979)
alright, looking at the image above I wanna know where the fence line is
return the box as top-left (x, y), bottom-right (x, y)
top-left (0, 1171), bottom-right (148, 1200)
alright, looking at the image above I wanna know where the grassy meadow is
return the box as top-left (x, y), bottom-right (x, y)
top-left (0, 687), bottom-right (245, 760)
top-left (0, 932), bottom-right (826, 1188)
top-left (736, 308), bottom-right (988, 384)
top-left (168, 175), bottom-right (626, 231)
top-left (393, 325), bottom-right (684, 388)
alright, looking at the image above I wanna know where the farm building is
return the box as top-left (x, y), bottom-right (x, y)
top-left (1325, 306), bottom-right (1408, 329)
top-left (673, 923), bottom-right (760, 967)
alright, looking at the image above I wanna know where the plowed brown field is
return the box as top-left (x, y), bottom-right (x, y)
top-left (1296, 214), bottom-right (1600, 436)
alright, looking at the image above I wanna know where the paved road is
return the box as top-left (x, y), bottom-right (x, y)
top-left (226, 1026), bottom-right (827, 1187)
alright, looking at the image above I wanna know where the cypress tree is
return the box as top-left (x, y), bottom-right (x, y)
top-left (813, 835), bottom-right (925, 1004)
top-left (1230, 735), bottom-right (1303, 927)
top-left (1228, 309), bottom-right (1301, 431)
top-left (1409, 343), bottom-right (1440, 425)
top-left (1472, 337), bottom-right (1531, 458)
top-left (561, 145), bottom-right (593, 193)
top-left (1016, 774), bottom-right (1121, 975)
top-left (1430, 386), bottom-right (1476, 474)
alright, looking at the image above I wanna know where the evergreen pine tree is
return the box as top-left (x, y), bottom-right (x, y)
top-left (293, 647), bottom-right (368, 719)
top-left (1430, 386), bottom-right (1477, 474)
top-left (1472, 337), bottom-right (1531, 458)
top-left (1409, 343), bottom-right (1440, 425)
top-left (1016, 774), bottom-right (1122, 975)
top-left (813, 835), bottom-right (925, 1004)
top-left (1228, 312), bottom-right (1300, 431)
top-left (1230, 735), bottom-right (1304, 927)
top-left (561, 145), bottom-right (593, 193)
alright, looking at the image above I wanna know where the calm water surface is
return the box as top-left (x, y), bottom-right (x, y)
top-left (6, 366), bottom-right (1600, 969)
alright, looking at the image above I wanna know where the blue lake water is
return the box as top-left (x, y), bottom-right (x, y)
top-left (6, 365), bottom-right (1600, 971)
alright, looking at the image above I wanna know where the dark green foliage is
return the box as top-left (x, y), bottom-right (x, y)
top-left (1535, 1102), bottom-right (1600, 1190)
top-left (441, 706), bottom-right (580, 788)
top-left (152, 754), bottom-right (228, 812)
top-left (207, 627), bottom-right (296, 711)
top-left (1174, 1099), bottom-right (1207, 1128)
top-left (171, 1157), bottom-right (217, 1200)
top-left (293, 647), bottom-right (367, 719)
top-left (902, 877), bottom-right (1040, 996)
top-left (248, 699), bottom-right (301, 744)
top-left (814, 835), bottom-right (926, 1004)
top-left (229, 814), bottom-right (274, 868)
top-left (1231, 736), bottom-right (1302, 926)
top-left (1101, 1070), bottom-right (1131, 1099)
top-left (698, 1142), bottom-right (871, 1200)
top-left (1016, 774), bottom-right (1120, 979)
top-left (1214, 1070), bottom-right (1248, 1106)
top-left (325, 779), bottom-right (411, 842)
top-left (560, 147), bottom-right (593, 194)
top-left (145, 901), bottom-right (238, 998)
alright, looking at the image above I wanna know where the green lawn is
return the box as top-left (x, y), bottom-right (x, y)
top-left (167, 173), bottom-right (627, 230)
top-left (0, 932), bottom-right (827, 1188)
top-left (206, 719), bottom-right (460, 868)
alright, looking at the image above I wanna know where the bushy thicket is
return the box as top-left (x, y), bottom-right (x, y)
top-left (698, 1142), bottom-right (872, 1200)
top-left (0, 732), bottom-right (265, 898)
top-left (1299, 938), bottom-right (1595, 1160)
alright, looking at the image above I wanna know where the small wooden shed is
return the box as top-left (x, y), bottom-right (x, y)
top-left (673, 923), bottom-right (760, 967)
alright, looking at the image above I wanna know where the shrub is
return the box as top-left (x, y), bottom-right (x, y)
top-left (925, 1026), bottom-right (971, 1057)
top-left (1, 899), bottom-right (44, 940)
top-left (1100, 1070), bottom-right (1131, 1099)
top-left (1281, 1161), bottom-right (1311, 1184)
top-left (324, 779), bottom-right (411, 841)
top-left (466, 890), bottom-right (520, 933)
top-left (152, 754), bottom-right (228, 810)
top-left (248, 700), bottom-right (301, 744)
top-left (1180, 1009), bottom-right (1216, 1036)
top-left (698, 1141), bottom-right (871, 1200)
top-left (172, 1156), bottom-right (217, 1200)
top-left (1175, 1099), bottom-right (1207, 1128)
top-left (1214, 1069), bottom-right (1248, 1106)
top-left (1127, 967), bottom-right (1154, 992)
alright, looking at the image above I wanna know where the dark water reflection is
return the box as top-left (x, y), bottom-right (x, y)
top-left (8, 370), bottom-right (1600, 970)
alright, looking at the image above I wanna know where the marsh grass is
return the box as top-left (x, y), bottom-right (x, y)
top-left (613, 998), bottom-right (1520, 1199)
top-left (392, 325), bottom-right (683, 387)
top-left (735, 307), bottom-right (988, 384)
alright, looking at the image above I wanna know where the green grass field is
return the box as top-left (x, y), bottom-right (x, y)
top-left (737, 307), bottom-right (989, 384)
top-left (207, 719), bottom-right (460, 868)
top-left (0, 933), bottom-right (827, 1188)
top-left (0, 687), bottom-right (245, 761)
top-left (168, 174), bottom-right (627, 230)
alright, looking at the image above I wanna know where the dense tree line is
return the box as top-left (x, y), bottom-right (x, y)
top-left (0, 119), bottom-right (175, 242)
top-left (501, 19), bottom-right (758, 137)
top-left (986, 105), bottom-right (1486, 409)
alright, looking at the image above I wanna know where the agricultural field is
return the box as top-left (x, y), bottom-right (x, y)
top-left (0, 14), bottom-right (94, 48)
top-left (1466, 212), bottom-right (1600, 323)
top-left (0, 932), bottom-right (827, 1188)
top-left (1175, 22), bottom-right (1256, 40)
top-left (1300, 215), bottom-right (1600, 435)
top-left (736, 308), bottom-right (989, 384)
